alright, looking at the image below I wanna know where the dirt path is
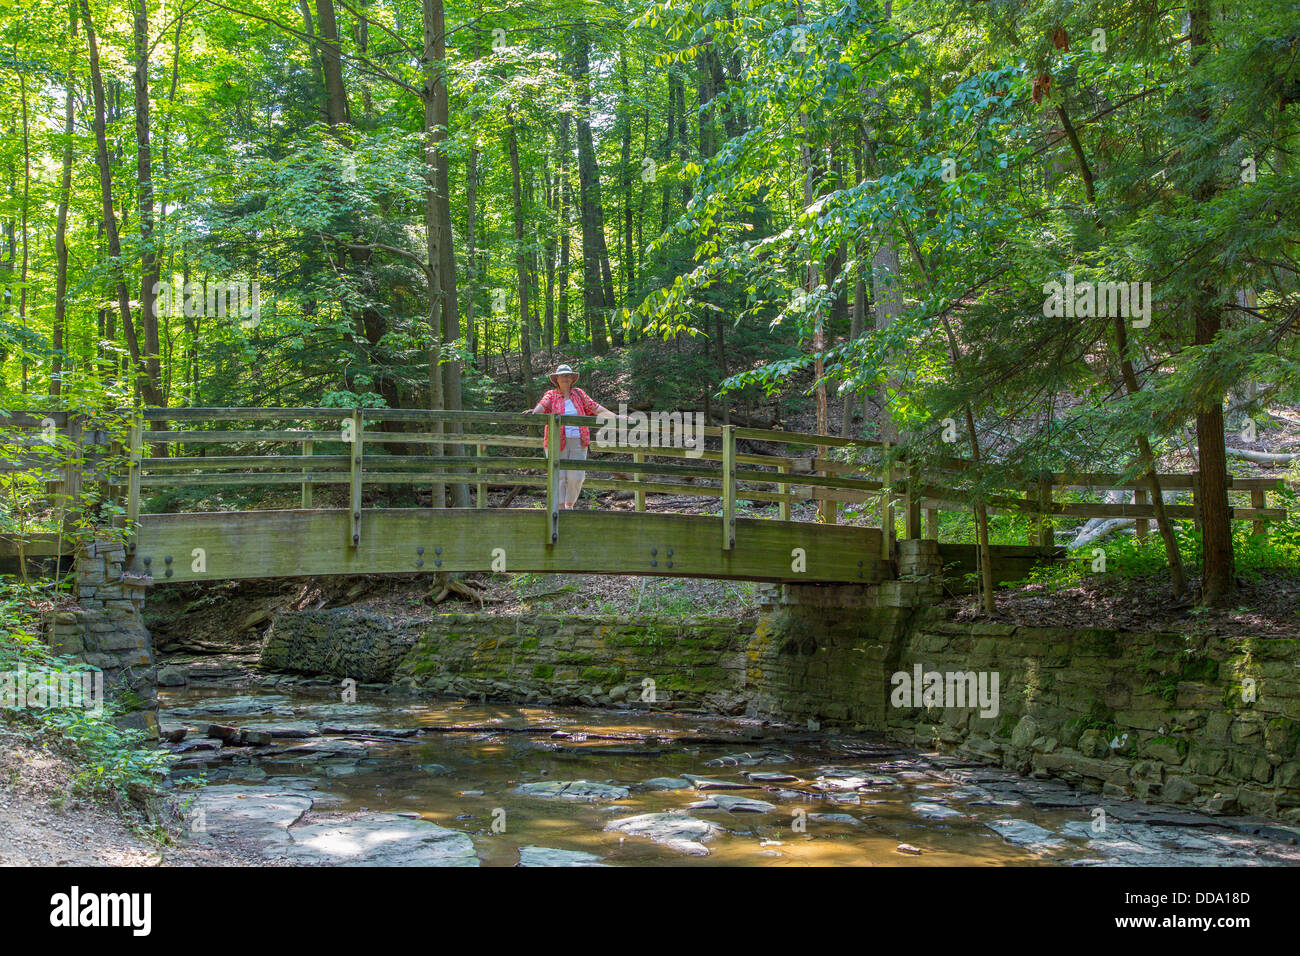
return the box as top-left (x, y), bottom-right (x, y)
top-left (0, 730), bottom-right (266, 867)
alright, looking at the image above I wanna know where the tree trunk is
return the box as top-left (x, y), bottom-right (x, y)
top-left (506, 109), bottom-right (535, 407)
top-left (52, 16), bottom-right (77, 397)
top-left (1189, 0), bottom-right (1234, 605)
top-left (421, 0), bottom-right (445, 507)
top-left (557, 115), bottom-right (573, 348)
top-left (314, 0), bottom-right (351, 128)
top-left (81, 0), bottom-right (146, 396)
top-left (18, 72), bottom-right (30, 393)
top-left (573, 21), bottom-right (611, 351)
top-left (134, 0), bottom-right (164, 408)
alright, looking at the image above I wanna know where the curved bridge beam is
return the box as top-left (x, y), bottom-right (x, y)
top-left (131, 508), bottom-right (886, 585)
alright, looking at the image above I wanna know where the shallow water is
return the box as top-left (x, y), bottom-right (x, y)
top-left (160, 685), bottom-right (1300, 866)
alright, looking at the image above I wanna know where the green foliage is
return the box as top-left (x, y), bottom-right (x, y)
top-left (0, 580), bottom-right (173, 799)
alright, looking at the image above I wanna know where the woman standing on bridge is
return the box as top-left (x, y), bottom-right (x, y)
top-left (525, 365), bottom-right (621, 509)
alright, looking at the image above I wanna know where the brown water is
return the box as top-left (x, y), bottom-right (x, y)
top-left (160, 685), bottom-right (1299, 866)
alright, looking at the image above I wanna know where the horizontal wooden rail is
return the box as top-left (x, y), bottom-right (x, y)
top-left (6, 408), bottom-right (1293, 564)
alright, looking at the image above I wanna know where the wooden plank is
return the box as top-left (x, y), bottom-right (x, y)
top-left (364, 408), bottom-right (537, 426)
top-left (722, 425), bottom-right (736, 550)
top-left (301, 439), bottom-right (314, 508)
top-left (880, 442), bottom-right (893, 561)
top-left (733, 466), bottom-right (880, 493)
top-left (0, 532), bottom-right (65, 559)
top-left (633, 452), bottom-right (645, 512)
top-left (348, 409), bottom-right (363, 548)
top-left (0, 410), bottom-right (70, 427)
top-left (138, 473), bottom-right (351, 488)
top-left (904, 466), bottom-right (922, 540)
top-left (1038, 474), bottom-right (1054, 548)
top-left (126, 412), bottom-right (143, 553)
top-left (476, 444), bottom-right (486, 509)
top-left (591, 441), bottom-right (791, 468)
top-left (1133, 488), bottom-right (1148, 540)
top-left (132, 407), bottom-right (345, 421)
top-left (361, 473), bottom-right (548, 488)
top-left (936, 543), bottom-right (1066, 591)
top-left (143, 429), bottom-right (339, 442)
top-left (366, 432), bottom-right (542, 448)
top-left (141, 454), bottom-right (351, 471)
top-left (778, 463), bottom-right (791, 521)
top-left (546, 414), bottom-right (559, 545)
top-left (732, 426), bottom-right (881, 449)
top-left (361, 454), bottom-right (541, 470)
top-left (131, 509), bottom-right (887, 585)
top-left (1252, 489), bottom-right (1268, 538)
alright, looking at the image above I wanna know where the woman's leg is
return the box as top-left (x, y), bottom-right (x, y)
top-left (562, 444), bottom-right (588, 507)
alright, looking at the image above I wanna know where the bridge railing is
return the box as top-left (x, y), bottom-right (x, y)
top-left (104, 406), bottom-right (899, 553)
top-left (2, 407), bottom-right (1291, 563)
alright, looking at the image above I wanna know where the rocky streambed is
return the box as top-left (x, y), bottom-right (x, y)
top-left (155, 674), bottom-right (1300, 867)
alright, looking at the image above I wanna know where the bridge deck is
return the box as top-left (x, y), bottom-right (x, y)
top-left (130, 508), bottom-right (887, 585)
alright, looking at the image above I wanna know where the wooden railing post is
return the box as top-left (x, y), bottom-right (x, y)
top-left (1191, 471), bottom-right (1202, 535)
top-left (633, 451), bottom-right (645, 512)
top-left (721, 425), bottom-right (736, 550)
top-left (476, 443), bottom-right (487, 509)
top-left (904, 462), bottom-right (922, 540)
top-left (1134, 487), bottom-right (1149, 541)
top-left (348, 409), bottom-right (363, 547)
top-left (925, 506), bottom-right (939, 542)
top-left (1251, 488), bottom-right (1268, 540)
top-left (1038, 472), bottom-right (1054, 548)
top-left (778, 462), bottom-right (791, 521)
top-left (880, 442), bottom-right (893, 561)
top-left (546, 413), bottom-right (559, 544)
top-left (1027, 483), bottom-right (1040, 546)
top-left (61, 414), bottom-right (84, 512)
top-left (126, 411), bottom-right (143, 553)
top-left (301, 436), bottom-right (314, 508)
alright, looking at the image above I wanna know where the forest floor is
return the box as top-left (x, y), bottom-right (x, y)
top-left (0, 726), bottom-right (269, 867)
top-left (953, 570), bottom-right (1300, 639)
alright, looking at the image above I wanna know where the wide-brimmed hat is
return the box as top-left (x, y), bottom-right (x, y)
top-left (548, 364), bottom-right (579, 386)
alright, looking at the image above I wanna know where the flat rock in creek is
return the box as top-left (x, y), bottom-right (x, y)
top-left (682, 774), bottom-right (758, 791)
top-left (514, 780), bottom-right (630, 801)
top-left (274, 739), bottom-right (374, 760)
top-left (189, 786), bottom-right (315, 847)
top-left (237, 720), bottom-right (321, 739)
top-left (744, 771), bottom-right (801, 783)
top-left (640, 777), bottom-right (693, 790)
top-left (704, 751), bottom-right (793, 768)
top-left (1058, 819), bottom-right (1300, 866)
top-left (986, 819), bottom-right (1065, 850)
top-left (695, 794), bottom-right (777, 813)
top-left (272, 814), bottom-right (479, 866)
top-left (517, 846), bottom-right (608, 867)
top-left (809, 812), bottom-right (864, 826)
top-left (294, 703), bottom-right (385, 720)
top-left (813, 775), bottom-right (875, 791)
top-left (910, 801), bottom-right (965, 821)
top-left (605, 813), bottom-right (723, 856)
top-left (164, 696), bottom-right (295, 719)
top-left (319, 725), bottom-right (419, 738)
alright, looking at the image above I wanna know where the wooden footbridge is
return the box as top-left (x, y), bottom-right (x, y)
top-left (1, 407), bottom-right (1289, 588)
